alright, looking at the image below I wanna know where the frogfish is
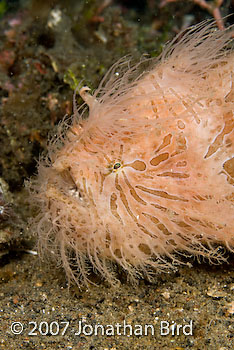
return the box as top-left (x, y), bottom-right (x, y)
top-left (29, 20), bottom-right (234, 286)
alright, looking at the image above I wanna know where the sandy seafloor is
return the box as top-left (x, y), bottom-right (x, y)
top-left (0, 252), bottom-right (234, 349)
top-left (0, 0), bottom-right (233, 349)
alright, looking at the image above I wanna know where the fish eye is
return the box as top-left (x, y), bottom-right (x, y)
top-left (113, 162), bottom-right (121, 170)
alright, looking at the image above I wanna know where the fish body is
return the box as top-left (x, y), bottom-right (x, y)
top-left (31, 21), bottom-right (234, 285)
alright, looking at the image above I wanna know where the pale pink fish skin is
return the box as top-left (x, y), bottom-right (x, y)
top-left (30, 21), bottom-right (234, 286)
